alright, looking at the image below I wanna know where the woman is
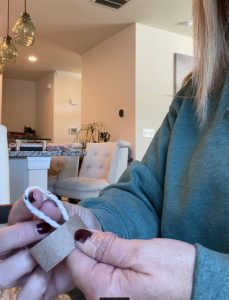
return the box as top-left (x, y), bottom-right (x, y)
top-left (1, 0), bottom-right (229, 299)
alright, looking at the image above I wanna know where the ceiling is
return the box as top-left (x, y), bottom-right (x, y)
top-left (0, 0), bottom-right (192, 81)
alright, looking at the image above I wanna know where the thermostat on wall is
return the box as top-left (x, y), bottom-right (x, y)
top-left (69, 99), bottom-right (79, 105)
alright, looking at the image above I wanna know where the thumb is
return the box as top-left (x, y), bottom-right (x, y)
top-left (67, 229), bottom-right (135, 296)
top-left (73, 229), bottom-right (135, 268)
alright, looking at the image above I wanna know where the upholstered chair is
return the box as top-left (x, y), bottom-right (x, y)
top-left (48, 143), bottom-right (82, 193)
top-left (0, 125), bottom-right (10, 204)
top-left (54, 140), bottom-right (131, 201)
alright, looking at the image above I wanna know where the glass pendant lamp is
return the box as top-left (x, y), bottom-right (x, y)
top-left (12, 0), bottom-right (36, 46)
top-left (0, 60), bottom-right (4, 75)
top-left (0, 0), bottom-right (18, 63)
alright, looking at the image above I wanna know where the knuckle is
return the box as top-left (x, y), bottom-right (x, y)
top-left (11, 223), bottom-right (33, 247)
top-left (17, 222), bottom-right (38, 246)
top-left (94, 232), bottom-right (117, 262)
top-left (0, 224), bottom-right (25, 253)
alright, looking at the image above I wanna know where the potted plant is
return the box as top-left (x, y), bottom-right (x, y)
top-left (74, 122), bottom-right (110, 148)
top-left (99, 131), bottom-right (111, 142)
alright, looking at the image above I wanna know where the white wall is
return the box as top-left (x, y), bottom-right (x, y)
top-left (1, 71), bottom-right (81, 142)
top-left (82, 25), bottom-right (136, 153)
top-left (35, 71), bottom-right (81, 143)
top-left (53, 71), bottom-right (81, 143)
top-left (2, 78), bottom-right (36, 132)
top-left (36, 73), bottom-right (54, 140)
top-left (135, 24), bottom-right (193, 159)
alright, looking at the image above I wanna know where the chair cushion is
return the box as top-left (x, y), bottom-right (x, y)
top-left (54, 177), bottom-right (108, 199)
top-left (79, 143), bottom-right (116, 179)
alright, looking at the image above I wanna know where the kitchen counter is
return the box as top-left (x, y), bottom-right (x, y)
top-left (9, 149), bottom-right (86, 158)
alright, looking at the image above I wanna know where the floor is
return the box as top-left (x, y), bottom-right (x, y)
top-left (0, 288), bottom-right (86, 300)
top-left (0, 288), bottom-right (71, 300)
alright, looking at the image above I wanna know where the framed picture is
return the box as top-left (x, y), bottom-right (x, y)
top-left (174, 53), bottom-right (194, 93)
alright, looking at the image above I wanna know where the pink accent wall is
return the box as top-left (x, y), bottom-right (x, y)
top-left (36, 73), bottom-right (55, 140)
top-left (82, 25), bottom-right (136, 155)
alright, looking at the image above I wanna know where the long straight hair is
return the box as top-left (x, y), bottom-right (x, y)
top-left (191, 0), bottom-right (229, 124)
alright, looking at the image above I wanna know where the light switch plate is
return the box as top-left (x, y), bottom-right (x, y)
top-left (143, 128), bottom-right (156, 138)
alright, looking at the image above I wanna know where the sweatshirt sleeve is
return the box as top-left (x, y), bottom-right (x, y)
top-left (192, 245), bottom-right (229, 299)
top-left (79, 98), bottom-right (182, 239)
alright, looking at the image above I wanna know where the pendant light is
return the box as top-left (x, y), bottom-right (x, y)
top-left (0, 61), bottom-right (4, 75)
top-left (0, 0), bottom-right (18, 63)
top-left (12, 0), bottom-right (36, 47)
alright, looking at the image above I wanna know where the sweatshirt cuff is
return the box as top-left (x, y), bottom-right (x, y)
top-left (192, 244), bottom-right (229, 299)
top-left (80, 199), bottom-right (130, 238)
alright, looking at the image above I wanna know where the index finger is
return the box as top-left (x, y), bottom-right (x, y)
top-left (8, 189), bottom-right (44, 225)
top-left (0, 220), bottom-right (49, 254)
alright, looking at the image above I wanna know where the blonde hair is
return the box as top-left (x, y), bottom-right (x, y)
top-left (191, 0), bottom-right (229, 124)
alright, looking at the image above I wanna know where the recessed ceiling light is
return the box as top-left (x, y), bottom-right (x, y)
top-left (178, 20), bottom-right (193, 27)
top-left (28, 56), bottom-right (37, 62)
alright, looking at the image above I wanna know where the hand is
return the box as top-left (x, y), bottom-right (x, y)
top-left (6, 189), bottom-right (101, 299)
top-left (67, 230), bottom-right (196, 300)
top-left (9, 189), bottom-right (102, 230)
top-left (0, 220), bottom-right (52, 290)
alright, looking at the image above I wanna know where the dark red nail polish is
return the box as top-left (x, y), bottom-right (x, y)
top-left (37, 222), bottom-right (52, 234)
top-left (75, 229), bottom-right (92, 243)
top-left (28, 192), bottom-right (36, 203)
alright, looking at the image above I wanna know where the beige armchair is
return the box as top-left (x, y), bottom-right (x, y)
top-left (0, 125), bottom-right (10, 204)
top-left (48, 143), bottom-right (82, 193)
top-left (54, 140), bottom-right (131, 201)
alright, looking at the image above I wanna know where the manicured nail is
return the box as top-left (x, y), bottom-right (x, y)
top-left (36, 222), bottom-right (52, 234)
top-left (74, 229), bottom-right (92, 243)
top-left (28, 192), bottom-right (36, 203)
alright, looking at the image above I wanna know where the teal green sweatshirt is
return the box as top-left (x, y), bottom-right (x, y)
top-left (80, 80), bottom-right (229, 299)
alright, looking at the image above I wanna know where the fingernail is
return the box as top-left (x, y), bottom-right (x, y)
top-left (36, 222), bottom-right (52, 234)
top-left (28, 192), bottom-right (36, 203)
top-left (74, 229), bottom-right (92, 243)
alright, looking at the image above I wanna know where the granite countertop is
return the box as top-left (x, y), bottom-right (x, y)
top-left (9, 149), bottom-right (86, 158)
